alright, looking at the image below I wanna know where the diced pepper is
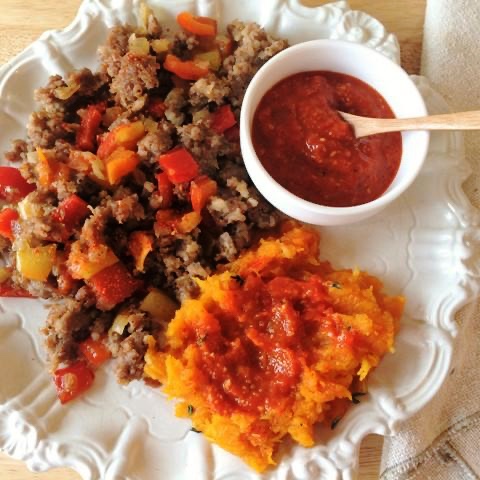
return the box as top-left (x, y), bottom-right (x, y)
top-left (88, 262), bottom-right (142, 310)
top-left (128, 231), bottom-right (153, 272)
top-left (110, 121), bottom-right (145, 147)
top-left (67, 242), bottom-right (119, 280)
top-left (0, 208), bottom-right (18, 241)
top-left (52, 194), bottom-right (90, 231)
top-left (177, 211), bottom-right (202, 234)
top-left (138, 2), bottom-right (154, 31)
top-left (176, 11), bottom-right (217, 37)
top-left (97, 121), bottom-right (146, 160)
top-left (158, 147), bottom-right (199, 184)
top-left (128, 35), bottom-right (150, 55)
top-left (144, 335), bottom-right (166, 381)
top-left (16, 243), bottom-right (56, 282)
top-left (140, 289), bottom-right (178, 322)
top-left (104, 147), bottom-right (140, 185)
top-left (0, 166), bottom-right (35, 202)
top-left (193, 49), bottom-right (222, 71)
top-left (210, 105), bottom-right (236, 134)
top-left (36, 149), bottom-right (71, 188)
top-left (54, 83), bottom-right (80, 100)
top-left (154, 209), bottom-right (201, 236)
top-left (109, 310), bottom-right (131, 336)
top-left (147, 98), bottom-right (166, 118)
top-left (0, 282), bottom-right (32, 297)
top-left (79, 337), bottom-right (111, 367)
top-left (224, 124), bottom-right (240, 142)
top-left (76, 104), bottom-right (103, 152)
top-left (36, 148), bottom-right (56, 187)
top-left (156, 172), bottom-right (174, 208)
top-left (190, 175), bottom-right (217, 212)
top-left (151, 38), bottom-right (171, 54)
top-left (54, 361), bottom-right (94, 404)
top-left (163, 54), bottom-right (209, 81)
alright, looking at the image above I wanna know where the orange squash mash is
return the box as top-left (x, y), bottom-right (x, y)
top-left (144, 222), bottom-right (404, 471)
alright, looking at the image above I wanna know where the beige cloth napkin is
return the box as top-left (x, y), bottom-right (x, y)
top-left (380, 1), bottom-right (480, 479)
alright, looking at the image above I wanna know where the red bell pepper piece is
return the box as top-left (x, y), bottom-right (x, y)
top-left (210, 105), bottom-right (236, 134)
top-left (53, 361), bottom-right (94, 404)
top-left (177, 11), bottom-right (217, 37)
top-left (163, 54), bottom-right (209, 81)
top-left (79, 337), bottom-right (111, 367)
top-left (156, 172), bottom-right (174, 208)
top-left (0, 282), bottom-right (32, 297)
top-left (0, 208), bottom-right (18, 241)
top-left (158, 147), bottom-right (199, 184)
top-left (190, 175), bottom-right (217, 212)
top-left (52, 194), bottom-right (90, 231)
top-left (76, 104), bottom-right (104, 152)
top-left (0, 166), bottom-right (35, 202)
top-left (224, 124), bottom-right (240, 142)
top-left (88, 262), bottom-right (142, 310)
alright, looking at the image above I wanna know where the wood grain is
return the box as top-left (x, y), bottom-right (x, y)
top-left (0, 1), bottom-right (425, 479)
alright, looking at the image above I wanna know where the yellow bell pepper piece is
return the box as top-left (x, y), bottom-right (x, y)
top-left (36, 148), bottom-right (56, 187)
top-left (128, 35), bottom-right (150, 56)
top-left (109, 310), bottom-right (131, 336)
top-left (16, 243), bottom-right (56, 281)
top-left (193, 49), bottom-right (222, 71)
top-left (105, 147), bottom-right (140, 185)
top-left (140, 289), bottom-right (178, 323)
top-left (67, 241), bottom-right (119, 280)
top-left (113, 121), bottom-right (145, 148)
top-left (177, 211), bottom-right (201, 234)
top-left (143, 335), bottom-right (166, 381)
top-left (151, 39), bottom-right (171, 54)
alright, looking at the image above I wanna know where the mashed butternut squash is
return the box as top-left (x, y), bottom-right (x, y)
top-left (144, 222), bottom-right (404, 471)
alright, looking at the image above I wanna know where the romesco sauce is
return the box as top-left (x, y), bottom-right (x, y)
top-left (252, 71), bottom-right (402, 207)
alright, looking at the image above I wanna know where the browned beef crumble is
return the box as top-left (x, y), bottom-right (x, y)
top-left (2, 14), bottom-right (287, 383)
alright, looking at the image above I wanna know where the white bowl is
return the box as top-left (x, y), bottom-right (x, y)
top-left (240, 39), bottom-right (430, 225)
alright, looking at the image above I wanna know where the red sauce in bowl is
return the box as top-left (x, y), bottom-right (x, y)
top-left (252, 71), bottom-right (402, 207)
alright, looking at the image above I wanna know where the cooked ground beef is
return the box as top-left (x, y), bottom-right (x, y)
top-left (110, 52), bottom-right (160, 109)
top-left (1, 11), bottom-right (286, 388)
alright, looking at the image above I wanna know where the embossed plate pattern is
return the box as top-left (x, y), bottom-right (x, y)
top-left (0, 1), bottom-right (478, 479)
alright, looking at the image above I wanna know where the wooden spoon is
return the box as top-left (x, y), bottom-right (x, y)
top-left (338, 110), bottom-right (480, 138)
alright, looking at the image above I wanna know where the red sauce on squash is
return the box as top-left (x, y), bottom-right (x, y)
top-left (252, 71), bottom-right (402, 207)
top-left (197, 272), bottom-right (339, 414)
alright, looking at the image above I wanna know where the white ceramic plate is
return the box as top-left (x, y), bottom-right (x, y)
top-left (0, 1), bottom-right (478, 479)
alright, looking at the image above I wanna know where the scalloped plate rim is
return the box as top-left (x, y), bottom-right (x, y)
top-left (0, 1), bottom-right (477, 479)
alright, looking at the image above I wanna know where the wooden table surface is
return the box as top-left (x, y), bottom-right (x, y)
top-left (0, 1), bottom-right (426, 478)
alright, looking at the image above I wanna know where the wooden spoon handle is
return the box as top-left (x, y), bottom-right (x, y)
top-left (341, 110), bottom-right (480, 138)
